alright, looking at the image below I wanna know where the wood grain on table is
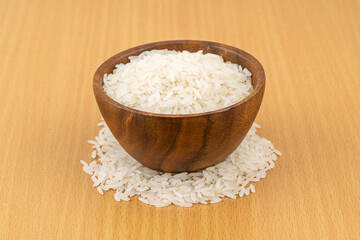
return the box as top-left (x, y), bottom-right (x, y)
top-left (0, 0), bottom-right (359, 239)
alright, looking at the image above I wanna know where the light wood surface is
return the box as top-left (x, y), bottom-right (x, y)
top-left (1, 0), bottom-right (359, 239)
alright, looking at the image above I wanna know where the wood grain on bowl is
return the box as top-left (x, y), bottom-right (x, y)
top-left (93, 40), bottom-right (265, 172)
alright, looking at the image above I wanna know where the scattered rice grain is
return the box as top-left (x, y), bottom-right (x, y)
top-left (81, 121), bottom-right (280, 207)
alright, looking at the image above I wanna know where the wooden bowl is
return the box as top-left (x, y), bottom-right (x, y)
top-left (93, 40), bottom-right (265, 173)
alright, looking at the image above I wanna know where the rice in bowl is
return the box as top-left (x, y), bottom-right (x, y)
top-left (102, 49), bottom-right (253, 114)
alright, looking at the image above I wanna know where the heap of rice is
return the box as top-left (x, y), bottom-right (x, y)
top-left (81, 121), bottom-right (281, 207)
top-left (81, 50), bottom-right (280, 207)
top-left (103, 49), bottom-right (253, 114)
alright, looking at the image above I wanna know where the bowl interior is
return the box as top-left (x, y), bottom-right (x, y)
top-left (94, 40), bottom-right (265, 117)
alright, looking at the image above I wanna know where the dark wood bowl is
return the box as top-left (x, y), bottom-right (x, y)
top-left (93, 40), bottom-right (265, 173)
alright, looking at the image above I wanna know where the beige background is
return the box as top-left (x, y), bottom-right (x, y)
top-left (1, 0), bottom-right (359, 239)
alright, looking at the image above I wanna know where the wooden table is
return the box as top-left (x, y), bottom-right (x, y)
top-left (1, 0), bottom-right (359, 239)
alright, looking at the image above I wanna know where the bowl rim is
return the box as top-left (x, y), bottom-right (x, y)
top-left (93, 40), bottom-right (265, 118)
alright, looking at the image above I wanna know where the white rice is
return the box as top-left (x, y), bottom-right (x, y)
top-left (81, 121), bottom-right (281, 207)
top-left (103, 49), bottom-right (253, 114)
